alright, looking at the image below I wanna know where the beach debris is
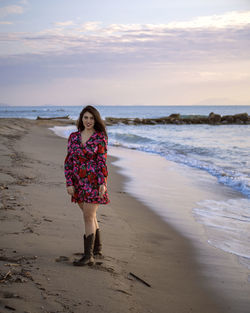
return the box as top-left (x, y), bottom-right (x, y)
top-left (21, 270), bottom-right (33, 281)
top-left (0, 270), bottom-right (12, 282)
top-left (22, 226), bottom-right (34, 233)
top-left (4, 304), bottom-right (16, 311)
top-left (0, 185), bottom-right (9, 190)
top-left (0, 268), bottom-right (33, 284)
top-left (4, 263), bottom-right (20, 267)
top-left (129, 272), bottom-right (151, 288)
top-left (43, 217), bottom-right (53, 222)
top-left (115, 289), bottom-right (132, 296)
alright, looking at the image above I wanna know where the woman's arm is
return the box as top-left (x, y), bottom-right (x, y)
top-left (96, 134), bottom-right (108, 188)
top-left (64, 134), bottom-right (74, 187)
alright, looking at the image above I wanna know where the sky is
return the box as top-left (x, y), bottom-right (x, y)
top-left (0, 0), bottom-right (250, 106)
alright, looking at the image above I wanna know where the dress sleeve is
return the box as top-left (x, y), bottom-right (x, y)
top-left (64, 134), bottom-right (74, 187)
top-left (96, 134), bottom-right (108, 186)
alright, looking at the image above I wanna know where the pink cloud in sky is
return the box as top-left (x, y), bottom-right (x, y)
top-left (0, 10), bottom-right (250, 106)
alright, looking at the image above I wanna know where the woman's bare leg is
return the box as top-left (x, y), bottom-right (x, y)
top-left (73, 202), bottom-right (99, 266)
top-left (94, 215), bottom-right (99, 230)
top-left (78, 202), bottom-right (98, 236)
top-left (79, 204), bottom-right (102, 256)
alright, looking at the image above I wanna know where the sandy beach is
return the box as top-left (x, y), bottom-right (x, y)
top-left (0, 118), bottom-right (250, 313)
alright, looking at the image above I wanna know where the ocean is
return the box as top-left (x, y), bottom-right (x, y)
top-left (1, 104), bottom-right (250, 267)
top-left (2, 104), bottom-right (249, 197)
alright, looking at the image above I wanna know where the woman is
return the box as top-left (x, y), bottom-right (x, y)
top-left (64, 105), bottom-right (110, 266)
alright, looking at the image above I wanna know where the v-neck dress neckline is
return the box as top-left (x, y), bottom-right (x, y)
top-left (79, 131), bottom-right (96, 147)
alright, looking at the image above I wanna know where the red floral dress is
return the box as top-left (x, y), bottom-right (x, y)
top-left (64, 131), bottom-right (110, 204)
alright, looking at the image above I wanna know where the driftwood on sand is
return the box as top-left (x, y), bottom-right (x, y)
top-left (129, 272), bottom-right (151, 288)
top-left (36, 115), bottom-right (70, 120)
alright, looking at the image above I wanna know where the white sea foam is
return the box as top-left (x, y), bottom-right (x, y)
top-left (193, 198), bottom-right (250, 267)
top-left (49, 125), bottom-right (76, 139)
top-left (108, 124), bottom-right (250, 198)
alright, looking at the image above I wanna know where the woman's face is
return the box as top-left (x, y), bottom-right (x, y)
top-left (82, 111), bottom-right (95, 131)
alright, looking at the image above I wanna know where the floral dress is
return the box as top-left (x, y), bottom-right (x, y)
top-left (64, 131), bottom-right (110, 204)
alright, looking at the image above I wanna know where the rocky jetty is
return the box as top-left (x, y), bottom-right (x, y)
top-left (105, 112), bottom-right (250, 126)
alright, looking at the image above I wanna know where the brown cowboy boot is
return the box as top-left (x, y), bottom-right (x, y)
top-left (73, 233), bottom-right (95, 266)
top-left (93, 228), bottom-right (103, 258)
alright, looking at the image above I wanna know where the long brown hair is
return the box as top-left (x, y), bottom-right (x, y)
top-left (77, 105), bottom-right (107, 138)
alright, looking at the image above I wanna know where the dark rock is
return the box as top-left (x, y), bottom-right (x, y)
top-left (134, 118), bottom-right (141, 124)
top-left (208, 112), bottom-right (221, 124)
top-left (234, 113), bottom-right (249, 122)
top-left (235, 119), bottom-right (244, 124)
top-left (104, 113), bottom-right (249, 126)
top-left (221, 115), bottom-right (234, 123)
top-left (169, 113), bottom-right (180, 119)
top-left (141, 119), bottom-right (155, 125)
top-left (182, 115), bottom-right (209, 124)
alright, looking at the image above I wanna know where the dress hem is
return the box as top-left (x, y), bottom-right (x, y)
top-left (71, 198), bottom-right (110, 205)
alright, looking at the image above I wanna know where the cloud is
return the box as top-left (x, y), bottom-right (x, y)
top-left (78, 21), bottom-right (102, 32)
top-left (54, 21), bottom-right (75, 27)
top-left (165, 11), bottom-right (250, 29)
top-left (0, 21), bottom-right (13, 25)
top-left (0, 10), bottom-right (250, 106)
top-left (3, 19), bottom-right (248, 65)
top-left (19, 0), bottom-right (28, 4)
top-left (0, 5), bottom-right (24, 18)
top-left (1, 11), bottom-right (249, 58)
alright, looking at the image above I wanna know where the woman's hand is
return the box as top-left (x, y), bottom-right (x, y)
top-left (67, 186), bottom-right (75, 196)
top-left (99, 184), bottom-right (106, 198)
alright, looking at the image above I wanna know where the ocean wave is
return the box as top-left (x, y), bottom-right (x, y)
top-left (50, 125), bottom-right (76, 138)
top-left (108, 128), bottom-right (218, 156)
top-left (193, 198), bottom-right (250, 267)
top-left (108, 134), bottom-right (250, 198)
top-left (50, 123), bottom-right (250, 198)
top-left (165, 152), bottom-right (250, 197)
top-left (109, 132), bottom-right (155, 145)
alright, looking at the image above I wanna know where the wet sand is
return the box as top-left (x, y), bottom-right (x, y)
top-left (0, 118), bottom-right (249, 312)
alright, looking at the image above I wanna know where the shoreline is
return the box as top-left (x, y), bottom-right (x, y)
top-left (109, 146), bottom-right (250, 304)
top-left (0, 118), bottom-right (249, 312)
